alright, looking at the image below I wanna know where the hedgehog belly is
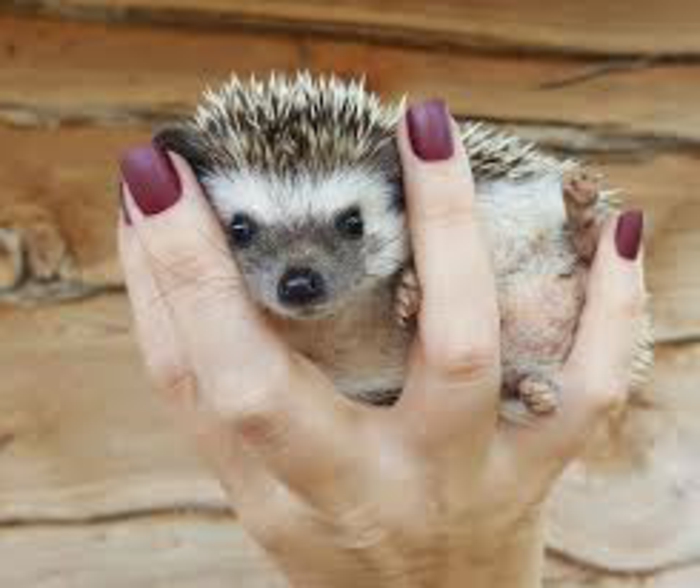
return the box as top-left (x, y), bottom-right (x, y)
top-left (478, 172), bottom-right (586, 400)
top-left (498, 266), bottom-right (586, 392)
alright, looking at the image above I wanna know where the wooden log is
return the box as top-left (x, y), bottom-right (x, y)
top-left (547, 343), bottom-right (700, 572)
top-left (2, 118), bottom-right (698, 337)
top-left (3, 514), bottom-right (700, 587)
top-left (10, 513), bottom-right (700, 587)
top-left (0, 125), bottom-right (147, 289)
top-left (2, 295), bottom-right (700, 577)
top-left (6, 0), bottom-right (700, 56)
top-left (0, 515), bottom-right (286, 588)
top-left (0, 228), bottom-right (24, 290)
top-left (0, 296), bottom-right (226, 521)
top-left (0, 16), bottom-right (699, 142)
top-left (593, 154), bottom-right (700, 341)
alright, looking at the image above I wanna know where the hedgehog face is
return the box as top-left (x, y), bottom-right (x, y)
top-left (200, 169), bottom-right (408, 319)
top-left (153, 72), bottom-right (413, 318)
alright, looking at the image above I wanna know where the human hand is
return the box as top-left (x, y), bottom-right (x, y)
top-left (118, 100), bottom-right (646, 588)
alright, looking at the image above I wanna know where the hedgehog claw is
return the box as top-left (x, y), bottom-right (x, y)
top-left (395, 267), bottom-right (421, 328)
top-left (563, 169), bottom-right (604, 263)
top-left (518, 374), bottom-right (559, 416)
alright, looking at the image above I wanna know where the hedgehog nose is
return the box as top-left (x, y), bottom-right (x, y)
top-left (278, 267), bottom-right (326, 306)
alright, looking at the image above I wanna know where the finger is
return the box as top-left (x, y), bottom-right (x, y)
top-left (119, 145), bottom-right (363, 500)
top-left (119, 201), bottom-right (279, 503)
top-left (509, 211), bottom-right (648, 474)
top-left (394, 101), bottom-right (501, 447)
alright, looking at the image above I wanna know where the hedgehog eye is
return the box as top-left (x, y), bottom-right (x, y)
top-left (335, 207), bottom-right (364, 240)
top-left (229, 213), bottom-right (258, 248)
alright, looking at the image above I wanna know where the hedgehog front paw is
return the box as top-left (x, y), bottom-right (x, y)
top-left (563, 169), bottom-right (603, 263)
top-left (395, 267), bottom-right (421, 328)
top-left (518, 374), bottom-right (559, 416)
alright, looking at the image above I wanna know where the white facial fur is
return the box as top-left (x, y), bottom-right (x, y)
top-left (203, 168), bottom-right (409, 316)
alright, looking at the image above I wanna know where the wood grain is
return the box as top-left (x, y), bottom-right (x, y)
top-left (3, 119), bottom-right (698, 337)
top-left (0, 515), bottom-right (286, 588)
top-left (0, 125), bottom-right (147, 289)
top-left (1, 295), bottom-right (700, 578)
top-left (594, 154), bottom-right (700, 341)
top-left (1, 16), bottom-right (699, 143)
top-left (0, 6), bottom-right (698, 586)
top-left (0, 297), bottom-right (226, 521)
top-left (7, 513), bottom-right (699, 587)
top-left (549, 342), bottom-right (700, 571)
top-left (7, 0), bottom-right (700, 56)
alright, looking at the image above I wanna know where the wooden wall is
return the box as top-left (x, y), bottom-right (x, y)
top-left (0, 2), bottom-right (698, 585)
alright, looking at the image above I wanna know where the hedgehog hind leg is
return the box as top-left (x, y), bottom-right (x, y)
top-left (563, 168), bottom-right (606, 263)
top-left (499, 372), bottom-right (560, 425)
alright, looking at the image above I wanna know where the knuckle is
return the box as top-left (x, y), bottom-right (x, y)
top-left (412, 173), bottom-right (475, 227)
top-left (423, 330), bottom-right (499, 382)
top-left (601, 282), bottom-right (646, 322)
top-left (208, 361), bottom-right (291, 444)
top-left (229, 394), bottom-right (283, 445)
top-left (147, 355), bottom-right (198, 407)
top-left (416, 196), bottom-right (474, 231)
top-left (146, 236), bottom-right (238, 301)
top-left (565, 364), bottom-right (629, 416)
top-left (589, 376), bottom-right (629, 412)
top-left (249, 505), bottom-right (304, 555)
top-left (608, 289), bottom-right (645, 321)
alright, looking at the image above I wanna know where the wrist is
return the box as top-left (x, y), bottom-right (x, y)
top-left (444, 509), bottom-right (545, 588)
top-left (442, 515), bottom-right (544, 588)
top-left (283, 514), bottom-right (544, 588)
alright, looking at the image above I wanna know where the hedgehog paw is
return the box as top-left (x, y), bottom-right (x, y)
top-left (518, 374), bottom-right (559, 416)
top-left (563, 169), bottom-right (603, 263)
top-left (395, 267), bottom-right (421, 328)
top-left (499, 399), bottom-right (539, 426)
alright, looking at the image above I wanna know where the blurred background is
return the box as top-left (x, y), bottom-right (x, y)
top-left (0, 1), bottom-right (699, 586)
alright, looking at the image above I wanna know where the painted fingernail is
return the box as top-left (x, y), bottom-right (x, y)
top-left (118, 183), bottom-right (132, 225)
top-left (119, 145), bottom-right (181, 216)
top-left (615, 210), bottom-right (644, 260)
top-left (407, 99), bottom-right (454, 162)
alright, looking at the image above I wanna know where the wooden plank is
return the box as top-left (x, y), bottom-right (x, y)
top-left (1, 16), bottom-right (699, 142)
top-left (544, 557), bottom-right (644, 587)
top-left (7, 0), bottom-right (700, 56)
top-left (0, 125), bottom-right (147, 289)
top-left (6, 514), bottom-right (696, 588)
top-left (593, 154), bottom-right (700, 341)
top-left (548, 343), bottom-right (700, 572)
top-left (2, 295), bottom-right (700, 576)
top-left (0, 515), bottom-right (286, 588)
top-left (3, 119), bottom-right (698, 336)
top-left (0, 296), bottom-right (227, 521)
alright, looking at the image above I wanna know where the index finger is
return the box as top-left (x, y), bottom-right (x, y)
top-left (119, 145), bottom-right (363, 500)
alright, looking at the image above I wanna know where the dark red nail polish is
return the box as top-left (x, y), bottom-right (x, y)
top-left (119, 145), bottom-right (181, 216)
top-left (118, 182), bottom-right (132, 225)
top-left (407, 99), bottom-right (454, 162)
top-left (615, 210), bottom-right (644, 260)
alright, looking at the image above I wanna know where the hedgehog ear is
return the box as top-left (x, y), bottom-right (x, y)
top-left (153, 124), bottom-right (210, 178)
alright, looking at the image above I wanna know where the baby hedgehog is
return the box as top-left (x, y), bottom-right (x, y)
top-left (155, 72), bottom-right (653, 422)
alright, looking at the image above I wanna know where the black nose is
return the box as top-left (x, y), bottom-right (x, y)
top-left (278, 267), bottom-right (326, 306)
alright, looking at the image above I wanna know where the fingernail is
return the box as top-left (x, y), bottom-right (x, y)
top-left (118, 183), bottom-right (132, 225)
top-left (615, 210), bottom-right (644, 260)
top-left (407, 99), bottom-right (454, 162)
top-left (119, 145), bottom-right (181, 216)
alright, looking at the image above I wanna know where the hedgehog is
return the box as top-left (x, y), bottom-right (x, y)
top-left (154, 72), bottom-right (653, 421)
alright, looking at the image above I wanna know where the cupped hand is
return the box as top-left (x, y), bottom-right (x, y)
top-left (118, 101), bottom-right (646, 588)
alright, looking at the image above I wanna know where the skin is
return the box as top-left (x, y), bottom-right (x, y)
top-left (118, 114), bottom-right (646, 587)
